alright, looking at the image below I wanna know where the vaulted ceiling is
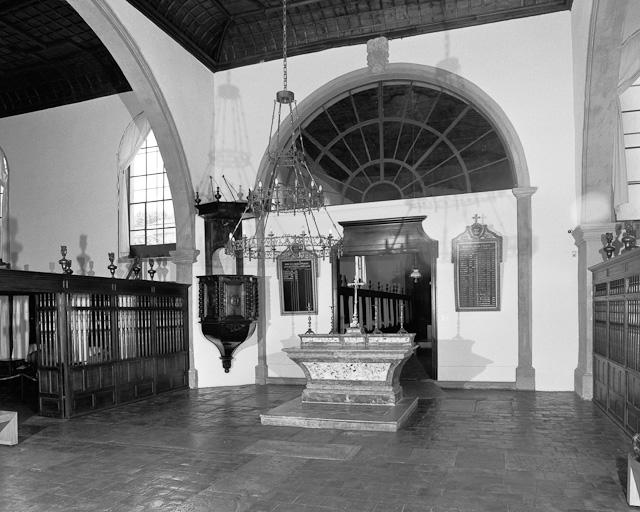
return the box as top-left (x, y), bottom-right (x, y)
top-left (0, 0), bottom-right (573, 119)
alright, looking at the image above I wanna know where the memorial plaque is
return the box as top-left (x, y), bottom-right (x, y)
top-left (278, 248), bottom-right (318, 314)
top-left (452, 219), bottom-right (502, 311)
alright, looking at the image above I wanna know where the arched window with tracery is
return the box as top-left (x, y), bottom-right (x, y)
top-left (126, 130), bottom-right (176, 258)
top-left (291, 80), bottom-right (515, 203)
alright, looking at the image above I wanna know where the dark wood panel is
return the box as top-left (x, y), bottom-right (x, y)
top-left (0, 269), bottom-right (189, 418)
top-left (591, 250), bottom-right (640, 435)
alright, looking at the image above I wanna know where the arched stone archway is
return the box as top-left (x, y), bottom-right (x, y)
top-left (573, 0), bottom-right (635, 399)
top-left (256, 64), bottom-right (530, 189)
top-left (254, 64), bottom-right (536, 389)
top-left (67, 0), bottom-right (199, 386)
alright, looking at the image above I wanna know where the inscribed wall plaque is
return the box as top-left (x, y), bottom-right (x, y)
top-left (451, 219), bottom-right (502, 311)
top-left (277, 247), bottom-right (318, 314)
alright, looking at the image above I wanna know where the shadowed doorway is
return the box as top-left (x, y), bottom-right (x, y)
top-left (333, 216), bottom-right (438, 379)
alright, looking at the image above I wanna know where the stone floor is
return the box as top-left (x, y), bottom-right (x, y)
top-left (0, 384), bottom-right (636, 512)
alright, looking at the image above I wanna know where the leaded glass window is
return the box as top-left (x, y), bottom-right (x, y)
top-left (128, 132), bottom-right (176, 256)
top-left (621, 77), bottom-right (640, 209)
top-left (295, 80), bottom-right (514, 204)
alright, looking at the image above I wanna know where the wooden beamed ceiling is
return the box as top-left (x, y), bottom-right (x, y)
top-left (126, 0), bottom-right (574, 72)
top-left (0, 0), bottom-right (573, 118)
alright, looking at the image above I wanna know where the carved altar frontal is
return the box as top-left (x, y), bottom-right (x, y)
top-left (261, 332), bottom-right (419, 431)
top-left (288, 332), bottom-right (416, 405)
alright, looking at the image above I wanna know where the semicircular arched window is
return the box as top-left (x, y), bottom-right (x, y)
top-left (297, 80), bottom-right (515, 204)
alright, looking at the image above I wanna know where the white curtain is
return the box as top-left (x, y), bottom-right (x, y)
top-left (117, 113), bottom-right (151, 258)
top-left (0, 153), bottom-right (7, 262)
top-left (614, 29), bottom-right (640, 215)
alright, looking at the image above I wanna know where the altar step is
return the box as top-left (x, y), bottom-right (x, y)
top-left (260, 396), bottom-right (419, 432)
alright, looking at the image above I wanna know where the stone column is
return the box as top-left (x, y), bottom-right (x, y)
top-left (170, 247), bottom-right (200, 388)
top-left (254, 218), bottom-right (268, 385)
top-left (572, 223), bottom-right (614, 399)
top-left (513, 187), bottom-right (537, 390)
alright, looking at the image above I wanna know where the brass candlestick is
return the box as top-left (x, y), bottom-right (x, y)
top-left (58, 245), bottom-right (73, 275)
top-left (373, 298), bottom-right (382, 334)
top-left (147, 258), bottom-right (156, 280)
top-left (398, 301), bottom-right (407, 334)
top-left (305, 302), bottom-right (314, 334)
top-left (132, 256), bottom-right (141, 279)
top-left (328, 305), bottom-right (335, 334)
top-left (107, 252), bottom-right (117, 277)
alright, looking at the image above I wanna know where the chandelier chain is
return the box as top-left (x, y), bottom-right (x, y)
top-left (282, 0), bottom-right (288, 91)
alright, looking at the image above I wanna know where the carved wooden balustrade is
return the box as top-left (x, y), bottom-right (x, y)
top-left (0, 269), bottom-right (189, 418)
top-left (337, 276), bottom-right (413, 334)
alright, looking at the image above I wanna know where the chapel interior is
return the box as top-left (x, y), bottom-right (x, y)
top-left (2, 0), bottom-right (640, 510)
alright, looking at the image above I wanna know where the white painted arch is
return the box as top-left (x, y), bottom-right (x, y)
top-left (253, 64), bottom-right (536, 389)
top-left (67, 0), bottom-right (198, 283)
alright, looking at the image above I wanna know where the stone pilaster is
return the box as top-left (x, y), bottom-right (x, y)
top-left (513, 187), bottom-right (537, 390)
top-left (572, 223), bottom-right (615, 399)
top-left (170, 247), bottom-right (200, 388)
top-left (254, 220), bottom-right (268, 385)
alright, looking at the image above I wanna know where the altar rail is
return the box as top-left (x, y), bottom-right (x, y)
top-left (591, 249), bottom-right (640, 435)
top-left (337, 281), bottom-right (412, 334)
top-left (0, 270), bottom-right (189, 418)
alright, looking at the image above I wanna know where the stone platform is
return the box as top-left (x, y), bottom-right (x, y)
top-left (261, 331), bottom-right (418, 431)
top-left (260, 395), bottom-right (419, 431)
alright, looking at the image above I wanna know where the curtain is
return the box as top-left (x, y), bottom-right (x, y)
top-left (0, 153), bottom-right (7, 262)
top-left (613, 96), bottom-right (629, 210)
top-left (614, 29), bottom-right (640, 214)
top-left (117, 113), bottom-right (151, 258)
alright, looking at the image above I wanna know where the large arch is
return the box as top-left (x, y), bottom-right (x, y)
top-left (573, 0), bottom-right (639, 400)
top-left (67, 0), bottom-right (199, 387)
top-left (254, 64), bottom-right (536, 389)
top-left (256, 64), bottom-right (530, 189)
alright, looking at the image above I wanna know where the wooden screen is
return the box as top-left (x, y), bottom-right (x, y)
top-left (591, 250), bottom-right (640, 434)
top-left (0, 269), bottom-right (189, 419)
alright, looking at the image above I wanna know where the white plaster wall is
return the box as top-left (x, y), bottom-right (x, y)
top-left (103, 0), bottom-right (216, 199)
top-left (223, 12), bottom-right (578, 389)
top-left (623, 0), bottom-right (640, 41)
top-left (252, 191), bottom-right (519, 382)
top-left (571, 0), bottom-right (594, 224)
top-left (0, 93), bottom-right (138, 276)
top-left (0, 7), bottom-right (578, 390)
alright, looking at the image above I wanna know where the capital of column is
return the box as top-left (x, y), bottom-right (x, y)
top-left (571, 222), bottom-right (616, 248)
top-left (169, 247), bottom-right (200, 265)
top-left (512, 186), bottom-right (538, 199)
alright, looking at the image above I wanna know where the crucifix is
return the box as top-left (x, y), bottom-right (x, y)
top-left (472, 213), bottom-right (481, 224)
top-left (347, 256), bottom-right (366, 333)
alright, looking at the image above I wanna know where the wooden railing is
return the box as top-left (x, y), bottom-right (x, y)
top-left (0, 270), bottom-right (189, 418)
top-left (337, 276), bottom-right (413, 334)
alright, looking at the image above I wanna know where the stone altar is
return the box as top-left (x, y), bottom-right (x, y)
top-left (260, 332), bottom-right (418, 431)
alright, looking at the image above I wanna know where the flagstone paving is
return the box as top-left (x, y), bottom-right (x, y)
top-left (0, 384), bottom-right (635, 511)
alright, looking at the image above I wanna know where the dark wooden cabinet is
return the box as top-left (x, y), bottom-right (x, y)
top-left (591, 250), bottom-right (640, 434)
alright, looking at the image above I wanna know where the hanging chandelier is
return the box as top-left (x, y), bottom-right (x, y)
top-left (228, 0), bottom-right (341, 260)
top-left (227, 230), bottom-right (337, 261)
top-left (245, 0), bottom-right (325, 217)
